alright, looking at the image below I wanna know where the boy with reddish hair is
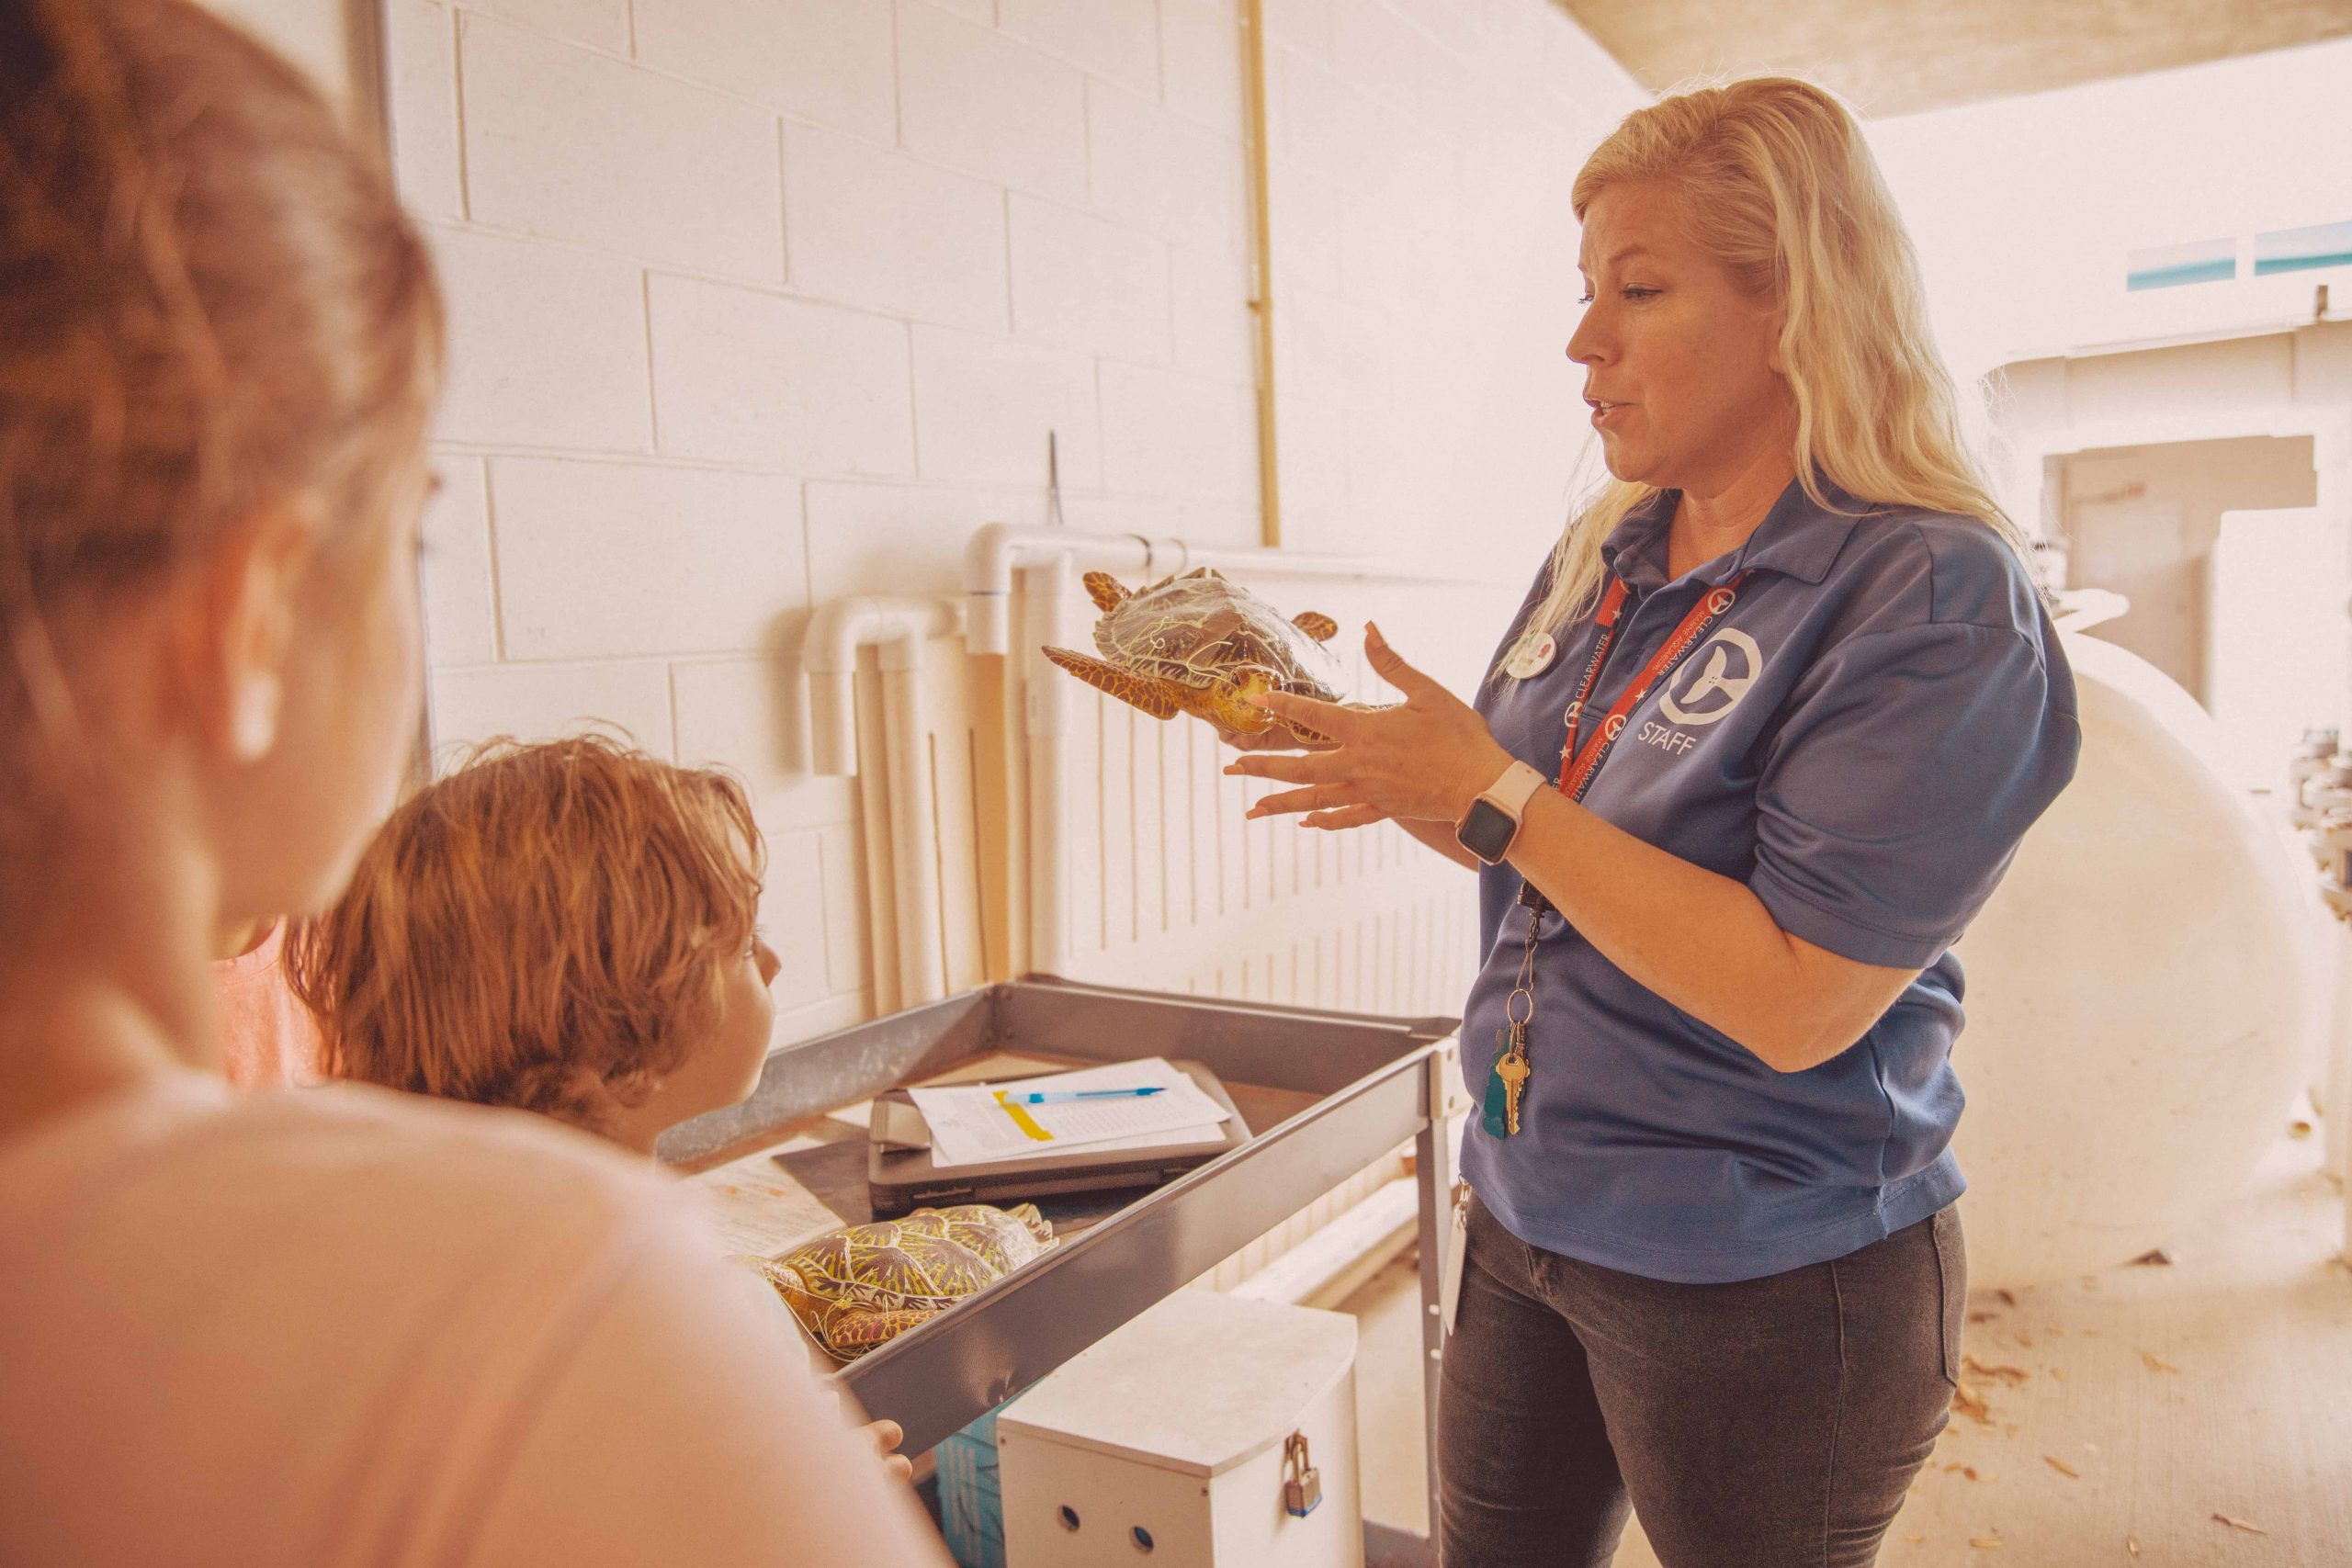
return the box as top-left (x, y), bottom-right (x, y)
top-left (290, 735), bottom-right (908, 1477)
top-left (289, 734), bottom-right (781, 1152)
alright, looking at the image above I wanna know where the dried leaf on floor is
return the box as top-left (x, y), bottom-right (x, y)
top-left (2049, 1368), bottom-right (2067, 1382)
top-left (2013, 1331), bottom-right (2034, 1348)
top-left (2211, 1514), bottom-right (2267, 1536)
top-left (1964, 1355), bottom-right (2031, 1385)
top-left (2288, 1119), bottom-right (2313, 1138)
top-left (1995, 1289), bottom-right (2018, 1307)
top-left (2126, 1537), bottom-right (2140, 1557)
top-left (1968, 1310), bottom-right (1999, 1324)
top-left (1969, 1531), bottom-right (2004, 1550)
top-left (1964, 1467), bottom-right (1979, 1481)
top-left (2128, 1248), bottom-right (2174, 1267)
top-left (2043, 1456), bottom-right (2080, 1478)
top-left (1952, 1382), bottom-right (1994, 1424)
top-left (2141, 1350), bottom-right (2180, 1374)
top-left (1904, 1534), bottom-right (1926, 1546)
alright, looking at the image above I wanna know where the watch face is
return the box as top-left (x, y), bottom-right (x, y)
top-left (1456, 798), bottom-right (1516, 864)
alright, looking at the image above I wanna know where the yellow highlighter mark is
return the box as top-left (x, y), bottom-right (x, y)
top-left (993, 1090), bottom-right (1055, 1142)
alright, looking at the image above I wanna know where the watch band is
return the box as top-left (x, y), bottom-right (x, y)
top-left (1478, 761), bottom-right (1547, 823)
top-left (1454, 761), bottom-right (1547, 864)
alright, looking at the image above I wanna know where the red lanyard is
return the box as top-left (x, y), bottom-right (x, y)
top-left (1555, 571), bottom-right (1752, 800)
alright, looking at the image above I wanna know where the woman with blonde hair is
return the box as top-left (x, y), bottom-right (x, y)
top-left (0, 1), bottom-right (944, 1560)
top-left (1227, 79), bottom-right (2079, 1564)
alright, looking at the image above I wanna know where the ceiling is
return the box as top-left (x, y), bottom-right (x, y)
top-left (1550, 0), bottom-right (2352, 115)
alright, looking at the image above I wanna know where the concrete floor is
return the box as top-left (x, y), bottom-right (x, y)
top-left (1342, 1130), bottom-right (2351, 1565)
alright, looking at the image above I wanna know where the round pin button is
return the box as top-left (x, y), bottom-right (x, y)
top-left (1504, 632), bottom-right (1558, 680)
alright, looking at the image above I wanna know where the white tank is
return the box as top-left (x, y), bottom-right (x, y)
top-left (1948, 631), bottom-right (2322, 1290)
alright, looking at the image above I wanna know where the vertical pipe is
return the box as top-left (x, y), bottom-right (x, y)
top-left (882, 658), bottom-right (947, 1006)
top-left (1240, 0), bottom-right (1282, 548)
top-left (1024, 556), bottom-right (1073, 976)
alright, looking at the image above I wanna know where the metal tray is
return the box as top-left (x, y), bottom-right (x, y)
top-left (658, 976), bottom-right (1459, 1565)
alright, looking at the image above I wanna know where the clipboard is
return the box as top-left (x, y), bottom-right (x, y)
top-left (864, 1059), bottom-right (1250, 1219)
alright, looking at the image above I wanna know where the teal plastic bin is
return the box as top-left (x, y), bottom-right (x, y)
top-left (935, 1404), bottom-right (1010, 1568)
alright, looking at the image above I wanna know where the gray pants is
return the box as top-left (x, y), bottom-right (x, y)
top-left (1438, 1195), bottom-right (1964, 1567)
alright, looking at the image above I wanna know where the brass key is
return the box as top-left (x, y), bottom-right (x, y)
top-left (1496, 1039), bottom-right (1532, 1136)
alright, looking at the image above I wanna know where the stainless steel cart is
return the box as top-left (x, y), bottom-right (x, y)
top-left (660, 976), bottom-right (1459, 1567)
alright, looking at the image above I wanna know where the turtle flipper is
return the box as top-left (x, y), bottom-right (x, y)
top-left (1292, 611), bottom-right (1339, 643)
top-left (1283, 715), bottom-right (1335, 746)
top-left (1081, 571), bottom-right (1131, 613)
top-left (1045, 646), bottom-right (1182, 719)
top-left (826, 1305), bottom-right (937, 1359)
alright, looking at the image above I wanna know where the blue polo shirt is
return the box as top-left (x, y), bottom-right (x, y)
top-left (1460, 479), bottom-right (2080, 1284)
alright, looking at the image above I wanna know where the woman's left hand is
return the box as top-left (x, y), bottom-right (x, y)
top-left (1227, 624), bottom-right (1515, 829)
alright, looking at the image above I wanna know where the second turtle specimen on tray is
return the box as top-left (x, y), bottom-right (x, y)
top-left (752, 1203), bottom-right (1059, 1361)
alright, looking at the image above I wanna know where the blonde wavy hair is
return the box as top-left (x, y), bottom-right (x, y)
top-left (1527, 76), bottom-right (2029, 637)
top-left (288, 735), bottom-right (764, 1134)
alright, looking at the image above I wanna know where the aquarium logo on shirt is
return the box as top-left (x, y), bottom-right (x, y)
top-left (1657, 628), bottom-right (1763, 727)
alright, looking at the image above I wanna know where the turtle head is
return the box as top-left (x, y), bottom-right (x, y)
top-left (1082, 571), bottom-right (1132, 614)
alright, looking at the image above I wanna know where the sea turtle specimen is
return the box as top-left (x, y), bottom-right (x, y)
top-left (752, 1203), bottom-right (1057, 1361)
top-left (1044, 568), bottom-right (1344, 744)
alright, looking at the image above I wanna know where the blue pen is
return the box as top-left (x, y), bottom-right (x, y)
top-left (1012, 1086), bottom-right (1168, 1105)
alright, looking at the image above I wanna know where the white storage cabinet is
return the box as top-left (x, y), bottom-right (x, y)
top-left (998, 1291), bottom-right (1362, 1568)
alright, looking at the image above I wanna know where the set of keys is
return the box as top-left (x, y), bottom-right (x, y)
top-left (1484, 890), bottom-right (1543, 1141)
top-left (1492, 1022), bottom-right (1532, 1135)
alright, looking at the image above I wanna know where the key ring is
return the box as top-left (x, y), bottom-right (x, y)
top-left (1505, 985), bottom-right (1534, 1027)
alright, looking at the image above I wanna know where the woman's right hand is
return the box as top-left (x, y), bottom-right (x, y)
top-left (1214, 720), bottom-right (1331, 752)
top-left (1213, 700), bottom-right (1395, 754)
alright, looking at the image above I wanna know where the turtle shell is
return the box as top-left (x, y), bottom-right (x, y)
top-left (753, 1203), bottom-right (1057, 1360)
top-left (1092, 567), bottom-right (1341, 702)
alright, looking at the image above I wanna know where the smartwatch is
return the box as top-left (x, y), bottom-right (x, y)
top-left (1454, 761), bottom-right (1547, 865)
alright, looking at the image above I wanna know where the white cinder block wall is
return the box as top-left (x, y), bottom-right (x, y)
top-left (388, 0), bottom-right (1644, 1045)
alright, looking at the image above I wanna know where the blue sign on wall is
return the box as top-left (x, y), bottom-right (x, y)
top-left (2125, 237), bottom-right (2236, 290)
top-left (2253, 220), bottom-right (2352, 276)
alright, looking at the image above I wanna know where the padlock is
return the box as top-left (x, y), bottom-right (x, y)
top-left (1282, 1432), bottom-right (1322, 1518)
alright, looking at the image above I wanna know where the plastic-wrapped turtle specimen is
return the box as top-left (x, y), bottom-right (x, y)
top-left (752, 1203), bottom-right (1057, 1361)
top-left (1044, 568), bottom-right (1344, 744)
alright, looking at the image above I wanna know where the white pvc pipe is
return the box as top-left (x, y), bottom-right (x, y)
top-left (881, 660), bottom-right (945, 1006)
top-left (797, 596), bottom-right (967, 1007)
top-left (2052, 587), bottom-right (2131, 635)
top-left (1023, 557), bottom-right (1073, 976)
top-left (802, 597), bottom-right (965, 777)
top-left (962, 522), bottom-right (1385, 655)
